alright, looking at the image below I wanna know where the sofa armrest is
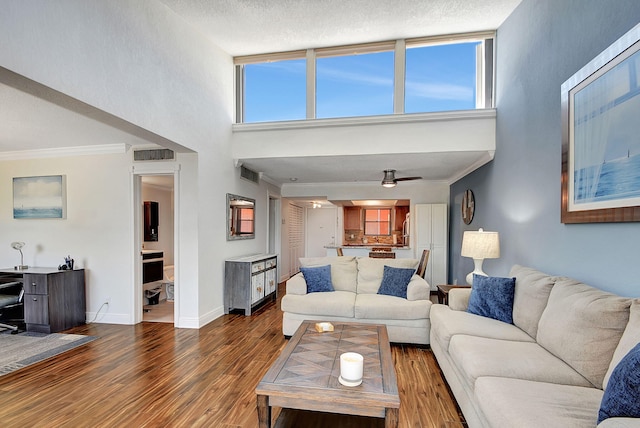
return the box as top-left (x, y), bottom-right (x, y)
top-left (407, 275), bottom-right (431, 301)
top-left (286, 272), bottom-right (308, 295)
top-left (598, 418), bottom-right (640, 428)
top-left (449, 288), bottom-right (472, 311)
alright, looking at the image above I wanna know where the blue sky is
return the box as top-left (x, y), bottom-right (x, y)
top-left (243, 42), bottom-right (479, 123)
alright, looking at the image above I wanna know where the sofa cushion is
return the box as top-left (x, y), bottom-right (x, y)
top-left (300, 265), bottom-right (334, 293)
top-left (467, 275), bottom-right (516, 324)
top-left (604, 300), bottom-right (640, 389)
top-left (509, 265), bottom-right (556, 339)
top-left (356, 257), bottom-right (419, 294)
top-left (449, 335), bottom-right (593, 388)
top-left (280, 291), bottom-right (356, 318)
top-left (300, 256), bottom-right (357, 292)
top-left (355, 293), bottom-right (431, 320)
top-left (537, 278), bottom-right (632, 389)
top-left (377, 266), bottom-right (415, 298)
top-left (430, 305), bottom-right (535, 353)
top-left (475, 377), bottom-right (602, 428)
top-left (598, 343), bottom-right (640, 424)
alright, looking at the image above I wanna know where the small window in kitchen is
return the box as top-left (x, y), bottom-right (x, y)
top-left (364, 208), bottom-right (391, 235)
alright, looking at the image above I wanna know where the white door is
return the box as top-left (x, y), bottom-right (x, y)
top-left (306, 206), bottom-right (337, 257)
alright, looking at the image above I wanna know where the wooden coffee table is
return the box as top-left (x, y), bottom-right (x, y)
top-left (256, 321), bottom-right (400, 427)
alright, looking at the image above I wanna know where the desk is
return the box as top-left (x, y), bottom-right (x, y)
top-left (0, 268), bottom-right (86, 333)
top-left (437, 284), bottom-right (471, 305)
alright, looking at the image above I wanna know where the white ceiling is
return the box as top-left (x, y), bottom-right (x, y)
top-left (0, 0), bottom-right (521, 185)
top-left (157, 0), bottom-right (520, 57)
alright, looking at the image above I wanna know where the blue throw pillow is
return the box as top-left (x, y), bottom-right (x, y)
top-left (467, 274), bottom-right (516, 324)
top-left (377, 265), bottom-right (415, 299)
top-left (300, 265), bottom-right (334, 293)
top-left (598, 342), bottom-right (640, 423)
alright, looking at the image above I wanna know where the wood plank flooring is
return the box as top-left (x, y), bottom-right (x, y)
top-left (0, 286), bottom-right (465, 427)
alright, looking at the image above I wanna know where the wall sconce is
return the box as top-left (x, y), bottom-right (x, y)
top-left (312, 202), bottom-right (322, 209)
top-left (461, 228), bottom-right (500, 285)
top-left (11, 241), bottom-right (29, 270)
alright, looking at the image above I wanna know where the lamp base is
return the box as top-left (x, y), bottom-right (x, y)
top-left (465, 258), bottom-right (487, 285)
top-left (14, 265), bottom-right (29, 270)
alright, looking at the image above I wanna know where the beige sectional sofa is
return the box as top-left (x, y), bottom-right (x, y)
top-left (281, 256), bottom-right (432, 344)
top-left (430, 265), bottom-right (640, 428)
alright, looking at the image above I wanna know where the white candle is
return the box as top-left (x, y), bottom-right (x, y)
top-left (340, 352), bottom-right (363, 384)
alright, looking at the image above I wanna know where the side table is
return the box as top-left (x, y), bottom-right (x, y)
top-left (437, 284), bottom-right (471, 305)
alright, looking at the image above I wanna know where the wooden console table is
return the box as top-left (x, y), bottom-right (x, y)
top-left (0, 267), bottom-right (86, 333)
top-left (224, 254), bottom-right (277, 315)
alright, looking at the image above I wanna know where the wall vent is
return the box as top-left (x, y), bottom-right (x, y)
top-left (240, 165), bottom-right (260, 184)
top-left (133, 148), bottom-right (175, 162)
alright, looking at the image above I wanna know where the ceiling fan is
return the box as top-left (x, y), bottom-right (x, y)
top-left (381, 169), bottom-right (422, 188)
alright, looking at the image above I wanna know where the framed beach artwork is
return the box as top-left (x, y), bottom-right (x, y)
top-left (561, 23), bottom-right (640, 223)
top-left (13, 175), bottom-right (67, 219)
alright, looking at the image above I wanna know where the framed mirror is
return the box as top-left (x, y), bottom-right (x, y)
top-left (227, 193), bottom-right (255, 240)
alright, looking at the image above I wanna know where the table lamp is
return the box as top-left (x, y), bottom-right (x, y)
top-left (11, 241), bottom-right (29, 270)
top-left (461, 228), bottom-right (500, 285)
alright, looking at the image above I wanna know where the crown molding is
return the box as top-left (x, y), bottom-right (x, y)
top-left (0, 143), bottom-right (130, 161)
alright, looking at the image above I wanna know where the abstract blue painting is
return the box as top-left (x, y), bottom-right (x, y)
top-left (13, 175), bottom-right (66, 219)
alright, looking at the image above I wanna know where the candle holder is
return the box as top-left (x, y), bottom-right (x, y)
top-left (339, 352), bottom-right (363, 387)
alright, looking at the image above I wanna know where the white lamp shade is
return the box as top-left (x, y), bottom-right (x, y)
top-left (461, 229), bottom-right (500, 259)
top-left (461, 229), bottom-right (500, 285)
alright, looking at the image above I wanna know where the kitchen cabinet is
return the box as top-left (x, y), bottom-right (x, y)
top-left (414, 204), bottom-right (448, 290)
top-left (344, 207), bottom-right (362, 230)
top-left (394, 206), bottom-right (409, 231)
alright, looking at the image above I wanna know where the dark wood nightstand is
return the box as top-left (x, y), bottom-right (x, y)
top-left (437, 284), bottom-right (471, 305)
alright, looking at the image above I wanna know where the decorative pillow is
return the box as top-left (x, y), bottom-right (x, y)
top-left (467, 275), bottom-right (516, 324)
top-left (300, 265), bottom-right (334, 293)
top-left (598, 342), bottom-right (640, 424)
top-left (377, 265), bottom-right (415, 299)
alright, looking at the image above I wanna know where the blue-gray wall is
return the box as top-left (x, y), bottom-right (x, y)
top-left (450, 0), bottom-right (640, 297)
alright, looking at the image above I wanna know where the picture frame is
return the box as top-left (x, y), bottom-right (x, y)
top-left (561, 23), bottom-right (640, 223)
top-left (13, 175), bottom-right (67, 219)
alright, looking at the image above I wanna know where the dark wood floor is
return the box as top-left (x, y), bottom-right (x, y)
top-left (0, 285), bottom-right (465, 427)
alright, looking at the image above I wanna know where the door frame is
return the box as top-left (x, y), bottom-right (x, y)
top-left (131, 162), bottom-right (180, 325)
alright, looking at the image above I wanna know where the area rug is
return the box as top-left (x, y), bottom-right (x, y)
top-left (0, 331), bottom-right (96, 376)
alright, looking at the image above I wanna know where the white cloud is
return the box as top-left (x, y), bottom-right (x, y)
top-left (406, 80), bottom-right (473, 101)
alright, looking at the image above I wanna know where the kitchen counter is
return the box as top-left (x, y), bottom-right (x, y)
top-left (325, 245), bottom-right (410, 249)
top-left (325, 245), bottom-right (416, 259)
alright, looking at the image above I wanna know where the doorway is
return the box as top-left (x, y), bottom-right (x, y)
top-left (141, 175), bottom-right (175, 323)
top-left (133, 165), bottom-right (179, 326)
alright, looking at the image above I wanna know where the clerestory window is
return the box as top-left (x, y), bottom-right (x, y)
top-left (234, 32), bottom-right (494, 124)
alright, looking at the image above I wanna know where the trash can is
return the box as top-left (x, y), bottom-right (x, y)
top-left (165, 282), bottom-right (174, 301)
top-left (145, 288), bottom-right (161, 305)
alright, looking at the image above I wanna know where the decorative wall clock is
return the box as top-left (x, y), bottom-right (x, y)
top-left (462, 189), bottom-right (475, 225)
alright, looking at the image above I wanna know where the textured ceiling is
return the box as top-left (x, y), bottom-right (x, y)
top-left (158, 0), bottom-right (521, 56)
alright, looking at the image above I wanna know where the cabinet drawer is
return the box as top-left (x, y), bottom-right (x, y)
top-left (24, 294), bottom-right (49, 325)
top-left (23, 274), bottom-right (48, 294)
top-left (251, 261), bottom-right (265, 273)
top-left (265, 258), bottom-right (277, 269)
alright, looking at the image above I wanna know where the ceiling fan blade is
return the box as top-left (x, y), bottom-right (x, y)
top-left (395, 176), bottom-right (422, 181)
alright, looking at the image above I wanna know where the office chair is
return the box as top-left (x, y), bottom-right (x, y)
top-left (0, 280), bottom-right (25, 334)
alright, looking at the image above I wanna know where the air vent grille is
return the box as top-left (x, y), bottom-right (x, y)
top-left (240, 165), bottom-right (260, 184)
top-left (133, 148), bottom-right (175, 161)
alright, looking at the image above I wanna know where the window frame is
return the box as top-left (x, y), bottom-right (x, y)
top-left (234, 31), bottom-right (494, 124)
top-left (363, 208), bottom-right (392, 236)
